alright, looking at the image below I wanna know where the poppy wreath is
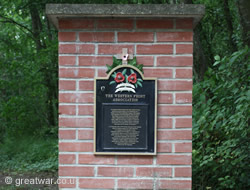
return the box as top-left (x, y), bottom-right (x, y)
top-left (109, 69), bottom-right (143, 88)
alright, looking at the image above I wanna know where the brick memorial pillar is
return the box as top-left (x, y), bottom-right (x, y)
top-left (46, 4), bottom-right (204, 189)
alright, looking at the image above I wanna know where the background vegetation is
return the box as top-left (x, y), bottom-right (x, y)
top-left (0, 0), bottom-right (249, 189)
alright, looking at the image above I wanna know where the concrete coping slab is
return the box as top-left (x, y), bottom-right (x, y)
top-left (46, 4), bottom-right (205, 29)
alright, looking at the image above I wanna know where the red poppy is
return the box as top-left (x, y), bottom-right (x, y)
top-left (128, 73), bottom-right (137, 84)
top-left (115, 72), bottom-right (125, 83)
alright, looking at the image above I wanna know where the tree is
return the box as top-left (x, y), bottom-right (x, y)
top-left (192, 0), bottom-right (250, 189)
top-left (237, 0), bottom-right (250, 46)
top-left (0, 0), bottom-right (58, 139)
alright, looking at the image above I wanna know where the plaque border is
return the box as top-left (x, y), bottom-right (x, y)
top-left (94, 65), bottom-right (157, 155)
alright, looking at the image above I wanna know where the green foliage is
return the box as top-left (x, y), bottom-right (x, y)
top-left (0, 0), bottom-right (58, 140)
top-left (193, 47), bottom-right (250, 189)
top-left (193, 0), bottom-right (244, 72)
top-left (192, 0), bottom-right (249, 188)
top-left (106, 56), bottom-right (144, 74)
top-left (0, 0), bottom-right (58, 174)
top-left (0, 136), bottom-right (58, 172)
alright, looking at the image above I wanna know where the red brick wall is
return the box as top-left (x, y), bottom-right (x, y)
top-left (58, 18), bottom-right (193, 189)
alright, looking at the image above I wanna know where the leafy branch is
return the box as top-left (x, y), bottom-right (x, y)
top-left (0, 14), bottom-right (36, 41)
top-left (0, 14), bottom-right (34, 35)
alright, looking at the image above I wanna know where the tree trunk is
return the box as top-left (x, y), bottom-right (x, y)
top-left (193, 26), bottom-right (209, 81)
top-left (237, 0), bottom-right (250, 46)
top-left (46, 16), bottom-right (53, 41)
top-left (184, 0), bottom-right (192, 4)
top-left (29, 4), bottom-right (56, 127)
top-left (223, 0), bottom-right (238, 52)
top-left (29, 5), bottom-right (44, 51)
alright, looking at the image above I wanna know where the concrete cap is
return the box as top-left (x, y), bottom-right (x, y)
top-left (46, 4), bottom-right (205, 29)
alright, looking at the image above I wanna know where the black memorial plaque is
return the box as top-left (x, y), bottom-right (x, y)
top-left (94, 65), bottom-right (157, 155)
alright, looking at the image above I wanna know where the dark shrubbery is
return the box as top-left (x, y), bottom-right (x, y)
top-left (193, 47), bottom-right (250, 189)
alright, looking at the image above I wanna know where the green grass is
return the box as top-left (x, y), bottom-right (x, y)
top-left (0, 135), bottom-right (58, 173)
